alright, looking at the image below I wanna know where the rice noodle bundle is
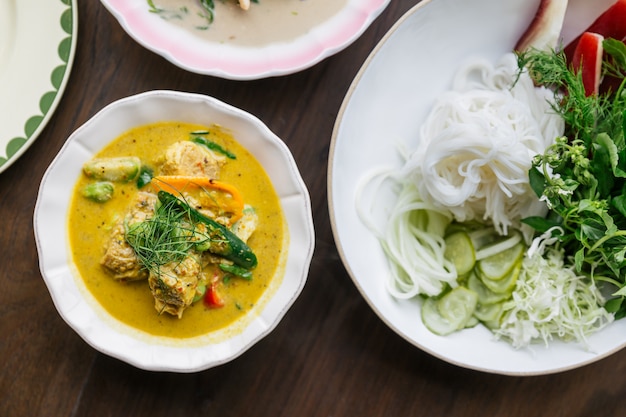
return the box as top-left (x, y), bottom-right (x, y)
top-left (403, 53), bottom-right (564, 235)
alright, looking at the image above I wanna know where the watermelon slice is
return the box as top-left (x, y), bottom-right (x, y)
top-left (571, 32), bottom-right (605, 96)
top-left (563, 0), bottom-right (626, 61)
top-left (515, 0), bottom-right (569, 52)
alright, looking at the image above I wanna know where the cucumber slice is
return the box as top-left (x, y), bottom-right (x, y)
top-left (477, 242), bottom-right (525, 281)
top-left (482, 315), bottom-right (504, 331)
top-left (421, 298), bottom-right (459, 336)
top-left (467, 272), bottom-right (509, 304)
top-left (474, 231), bottom-right (522, 260)
top-left (444, 231), bottom-right (476, 276)
top-left (473, 302), bottom-right (504, 323)
top-left (421, 287), bottom-right (478, 336)
top-left (464, 315), bottom-right (480, 329)
top-left (479, 261), bottom-right (521, 294)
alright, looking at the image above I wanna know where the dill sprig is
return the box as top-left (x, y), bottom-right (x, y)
top-left (125, 196), bottom-right (201, 275)
top-left (517, 48), bottom-right (605, 146)
top-left (517, 42), bottom-right (626, 148)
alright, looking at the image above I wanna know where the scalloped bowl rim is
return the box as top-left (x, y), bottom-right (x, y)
top-left (34, 90), bottom-right (315, 372)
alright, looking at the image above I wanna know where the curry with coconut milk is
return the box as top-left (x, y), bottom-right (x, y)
top-left (67, 121), bottom-right (287, 339)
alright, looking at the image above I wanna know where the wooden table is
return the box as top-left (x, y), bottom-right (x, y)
top-left (2, 1), bottom-right (626, 416)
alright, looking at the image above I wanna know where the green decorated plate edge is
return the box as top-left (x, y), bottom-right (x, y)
top-left (0, 0), bottom-right (78, 173)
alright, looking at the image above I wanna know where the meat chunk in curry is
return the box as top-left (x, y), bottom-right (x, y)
top-left (148, 254), bottom-right (202, 318)
top-left (100, 192), bottom-right (157, 281)
top-left (160, 141), bottom-right (225, 178)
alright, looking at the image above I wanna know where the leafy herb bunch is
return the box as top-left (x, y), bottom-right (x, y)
top-left (518, 39), bottom-right (626, 316)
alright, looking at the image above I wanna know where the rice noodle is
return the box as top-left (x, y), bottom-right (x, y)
top-left (402, 53), bottom-right (564, 235)
top-left (357, 52), bottom-right (565, 300)
top-left (356, 172), bottom-right (456, 297)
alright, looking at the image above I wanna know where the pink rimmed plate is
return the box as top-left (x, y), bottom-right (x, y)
top-left (100, 0), bottom-right (390, 80)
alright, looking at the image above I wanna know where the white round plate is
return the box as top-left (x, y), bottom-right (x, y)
top-left (99, 0), bottom-right (390, 80)
top-left (328, 0), bottom-right (625, 375)
top-left (0, 0), bottom-right (77, 173)
top-left (35, 90), bottom-right (315, 372)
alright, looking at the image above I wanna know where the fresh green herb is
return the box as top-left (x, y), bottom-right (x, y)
top-left (604, 39), bottom-right (626, 80)
top-left (199, 0), bottom-right (214, 22)
top-left (147, 0), bottom-right (162, 13)
top-left (158, 191), bottom-right (257, 268)
top-left (125, 196), bottom-right (199, 275)
top-left (149, 3), bottom-right (188, 20)
top-left (125, 190), bottom-right (257, 278)
top-left (136, 165), bottom-right (154, 189)
top-left (517, 41), bottom-right (626, 315)
top-left (147, 0), bottom-right (259, 28)
top-left (192, 135), bottom-right (237, 159)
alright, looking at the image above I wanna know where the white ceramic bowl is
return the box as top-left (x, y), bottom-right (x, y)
top-left (100, 0), bottom-right (390, 80)
top-left (35, 90), bottom-right (315, 372)
top-left (328, 0), bottom-right (624, 375)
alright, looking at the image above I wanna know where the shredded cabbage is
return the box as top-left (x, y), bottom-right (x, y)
top-left (495, 231), bottom-right (614, 349)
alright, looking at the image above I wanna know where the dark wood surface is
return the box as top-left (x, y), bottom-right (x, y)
top-left (3, 1), bottom-right (626, 416)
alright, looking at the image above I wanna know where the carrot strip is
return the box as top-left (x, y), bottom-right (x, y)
top-left (151, 175), bottom-right (244, 223)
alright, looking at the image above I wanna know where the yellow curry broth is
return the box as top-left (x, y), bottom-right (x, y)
top-left (68, 122), bottom-right (286, 338)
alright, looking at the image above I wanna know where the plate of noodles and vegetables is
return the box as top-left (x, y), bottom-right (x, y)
top-left (100, 0), bottom-right (390, 79)
top-left (329, 0), bottom-right (626, 375)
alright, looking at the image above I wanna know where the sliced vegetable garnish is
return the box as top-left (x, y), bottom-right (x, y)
top-left (473, 302), bottom-right (504, 323)
top-left (192, 135), bottom-right (236, 159)
top-left (219, 263), bottom-right (253, 280)
top-left (158, 191), bottom-right (257, 269)
top-left (204, 282), bottom-right (224, 308)
top-left (83, 156), bottom-right (141, 182)
top-left (421, 287), bottom-right (478, 336)
top-left (444, 231), bottom-right (476, 276)
top-left (477, 242), bottom-right (525, 281)
top-left (467, 272), bottom-right (510, 305)
top-left (82, 181), bottom-right (114, 203)
top-left (151, 175), bottom-right (244, 223)
top-left (479, 261), bottom-right (521, 294)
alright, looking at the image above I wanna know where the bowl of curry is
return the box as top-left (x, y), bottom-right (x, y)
top-left (34, 90), bottom-right (315, 372)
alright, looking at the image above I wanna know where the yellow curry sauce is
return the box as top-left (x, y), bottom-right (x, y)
top-left (67, 121), bottom-right (286, 339)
